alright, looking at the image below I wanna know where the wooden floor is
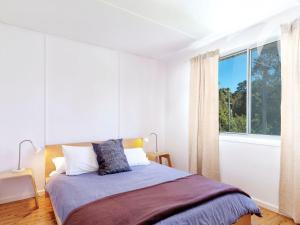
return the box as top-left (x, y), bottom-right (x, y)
top-left (0, 194), bottom-right (56, 225)
top-left (0, 194), bottom-right (296, 225)
top-left (252, 208), bottom-right (296, 225)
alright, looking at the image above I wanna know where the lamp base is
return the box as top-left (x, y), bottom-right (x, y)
top-left (12, 168), bottom-right (25, 173)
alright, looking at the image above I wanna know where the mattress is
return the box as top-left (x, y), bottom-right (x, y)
top-left (45, 163), bottom-right (260, 225)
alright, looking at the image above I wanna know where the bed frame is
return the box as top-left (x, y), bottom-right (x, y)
top-left (44, 138), bottom-right (251, 225)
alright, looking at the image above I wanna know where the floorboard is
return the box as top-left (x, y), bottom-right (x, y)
top-left (0, 194), bottom-right (296, 225)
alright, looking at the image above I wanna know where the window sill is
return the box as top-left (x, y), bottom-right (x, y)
top-left (219, 133), bottom-right (280, 147)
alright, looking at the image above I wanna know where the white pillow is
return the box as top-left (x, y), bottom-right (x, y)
top-left (124, 148), bottom-right (150, 166)
top-left (62, 145), bottom-right (98, 175)
top-left (52, 157), bottom-right (66, 174)
top-left (49, 170), bottom-right (59, 177)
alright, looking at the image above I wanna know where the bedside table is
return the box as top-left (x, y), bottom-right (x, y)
top-left (147, 152), bottom-right (173, 167)
top-left (0, 168), bottom-right (39, 209)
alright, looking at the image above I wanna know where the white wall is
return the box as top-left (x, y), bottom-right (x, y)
top-left (46, 37), bottom-right (119, 144)
top-left (220, 135), bottom-right (280, 211)
top-left (0, 23), bottom-right (166, 203)
top-left (165, 61), bottom-right (190, 171)
top-left (0, 24), bottom-right (45, 203)
top-left (119, 52), bottom-right (166, 149)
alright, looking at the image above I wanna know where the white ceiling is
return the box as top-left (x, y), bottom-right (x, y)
top-left (0, 0), bottom-right (299, 59)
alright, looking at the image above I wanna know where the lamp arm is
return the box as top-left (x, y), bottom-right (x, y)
top-left (150, 133), bottom-right (158, 153)
top-left (17, 139), bottom-right (34, 170)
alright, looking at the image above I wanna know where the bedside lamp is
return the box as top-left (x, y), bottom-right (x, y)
top-left (144, 132), bottom-right (158, 153)
top-left (13, 139), bottom-right (42, 173)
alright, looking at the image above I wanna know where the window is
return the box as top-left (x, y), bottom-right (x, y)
top-left (219, 52), bottom-right (247, 133)
top-left (219, 41), bottom-right (281, 135)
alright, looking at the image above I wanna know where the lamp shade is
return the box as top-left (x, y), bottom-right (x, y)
top-left (13, 139), bottom-right (42, 173)
top-left (144, 133), bottom-right (158, 153)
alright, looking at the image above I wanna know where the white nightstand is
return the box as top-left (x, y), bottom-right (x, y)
top-left (0, 168), bottom-right (39, 209)
top-left (146, 152), bottom-right (173, 167)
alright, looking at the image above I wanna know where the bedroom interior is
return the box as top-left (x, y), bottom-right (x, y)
top-left (0, 0), bottom-right (300, 225)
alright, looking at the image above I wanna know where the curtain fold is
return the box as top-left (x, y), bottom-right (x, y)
top-left (279, 18), bottom-right (300, 224)
top-left (189, 50), bottom-right (220, 181)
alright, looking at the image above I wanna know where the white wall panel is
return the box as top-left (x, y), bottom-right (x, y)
top-left (0, 24), bottom-right (45, 195)
top-left (119, 53), bottom-right (166, 151)
top-left (164, 61), bottom-right (189, 171)
top-left (46, 37), bottom-right (119, 144)
top-left (219, 139), bottom-right (280, 210)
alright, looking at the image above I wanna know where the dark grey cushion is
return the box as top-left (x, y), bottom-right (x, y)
top-left (92, 139), bottom-right (131, 175)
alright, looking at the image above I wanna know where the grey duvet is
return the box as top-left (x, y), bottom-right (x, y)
top-left (45, 163), bottom-right (260, 225)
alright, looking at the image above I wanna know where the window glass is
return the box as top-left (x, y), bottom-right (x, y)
top-left (219, 52), bottom-right (247, 133)
top-left (250, 42), bottom-right (281, 135)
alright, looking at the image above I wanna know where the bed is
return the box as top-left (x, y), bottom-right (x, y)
top-left (45, 138), bottom-right (260, 225)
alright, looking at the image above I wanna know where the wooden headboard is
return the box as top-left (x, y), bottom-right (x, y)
top-left (45, 138), bottom-right (143, 179)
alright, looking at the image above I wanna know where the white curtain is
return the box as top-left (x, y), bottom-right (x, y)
top-left (279, 18), bottom-right (300, 223)
top-left (189, 50), bottom-right (220, 180)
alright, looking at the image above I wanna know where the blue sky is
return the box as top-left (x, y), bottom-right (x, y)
top-left (219, 52), bottom-right (247, 92)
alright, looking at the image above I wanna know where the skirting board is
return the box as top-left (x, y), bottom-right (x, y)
top-left (0, 189), bottom-right (44, 204)
top-left (253, 197), bottom-right (279, 213)
top-left (253, 198), bottom-right (294, 220)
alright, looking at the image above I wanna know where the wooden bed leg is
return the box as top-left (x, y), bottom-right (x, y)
top-left (234, 215), bottom-right (251, 225)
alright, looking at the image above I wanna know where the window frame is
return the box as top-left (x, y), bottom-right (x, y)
top-left (219, 39), bottom-right (280, 136)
